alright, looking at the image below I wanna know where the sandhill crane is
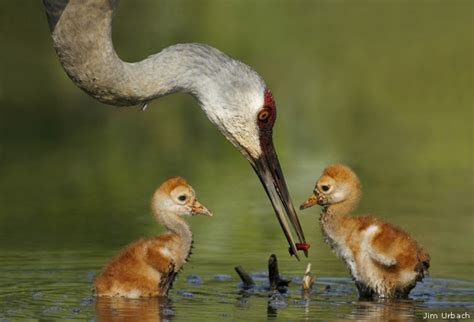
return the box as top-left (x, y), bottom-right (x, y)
top-left (94, 177), bottom-right (212, 298)
top-left (300, 164), bottom-right (430, 298)
top-left (43, 0), bottom-right (308, 257)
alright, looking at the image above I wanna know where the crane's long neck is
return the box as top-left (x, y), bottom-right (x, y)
top-left (44, 0), bottom-right (238, 106)
top-left (156, 210), bottom-right (193, 250)
top-left (320, 194), bottom-right (360, 242)
top-left (324, 200), bottom-right (356, 218)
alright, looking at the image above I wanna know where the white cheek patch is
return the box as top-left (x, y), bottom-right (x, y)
top-left (200, 84), bottom-right (265, 160)
top-left (156, 197), bottom-right (188, 216)
top-left (222, 114), bottom-right (261, 159)
top-left (170, 204), bottom-right (185, 215)
top-left (331, 185), bottom-right (349, 203)
top-left (156, 195), bottom-right (173, 210)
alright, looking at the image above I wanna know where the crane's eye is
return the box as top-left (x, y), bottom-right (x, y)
top-left (258, 110), bottom-right (271, 122)
top-left (178, 195), bottom-right (187, 202)
top-left (321, 185), bottom-right (330, 192)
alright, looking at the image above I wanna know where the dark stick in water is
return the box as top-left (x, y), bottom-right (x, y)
top-left (268, 254), bottom-right (290, 291)
top-left (235, 254), bottom-right (290, 292)
top-left (234, 266), bottom-right (255, 288)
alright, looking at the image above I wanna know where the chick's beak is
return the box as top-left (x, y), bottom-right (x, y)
top-left (191, 200), bottom-right (213, 216)
top-left (300, 194), bottom-right (319, 210)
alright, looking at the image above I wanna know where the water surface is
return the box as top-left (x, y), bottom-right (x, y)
top-left (1, 251), bottom-right (473, 321)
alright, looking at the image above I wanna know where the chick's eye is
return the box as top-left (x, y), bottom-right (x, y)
top-left (321, 185), bottom-right (330, 192)
top-left (178, 195), bottom-right (187, 202)
top-left (258, 109), bottom-right (270, 122)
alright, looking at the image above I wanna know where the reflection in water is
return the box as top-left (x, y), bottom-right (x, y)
top-left (233, 276), bottom-right (474, 321)
top-left (266, 291), bottom-right (288, 319)
top-left (347, 299), bottom-right (416, 321)
top-left (95, 296), bottom-right (174, 322)
top-left (265, 290), bottom-right (418, 321)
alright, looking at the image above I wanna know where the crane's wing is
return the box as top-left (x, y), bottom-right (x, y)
top-left (361, 223), bottom-right (397, 267)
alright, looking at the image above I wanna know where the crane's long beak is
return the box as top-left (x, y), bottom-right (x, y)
top-left (251, 141), bottom-right (308, 259)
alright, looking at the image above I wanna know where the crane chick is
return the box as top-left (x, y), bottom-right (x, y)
top-left (300, 164), bottom-right (429, 299)
top-left (94, 177), bottom-right (212, 298)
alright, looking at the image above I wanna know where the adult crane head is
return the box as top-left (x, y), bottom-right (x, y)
top-left (193, 58), bottom-right (308, 257)
top-left (43, 0), bottom-right (308, 258)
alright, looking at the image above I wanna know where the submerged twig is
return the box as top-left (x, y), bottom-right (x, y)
top-left (268, 254), bottom-right (290, 292)
top-left (234, 254), bottom-right (291, 293)
top-left (234, 265), bottom-right (255, 288)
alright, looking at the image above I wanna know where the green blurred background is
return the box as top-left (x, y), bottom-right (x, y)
top-left (0, 0), bottom-right (472, 285)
